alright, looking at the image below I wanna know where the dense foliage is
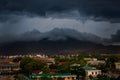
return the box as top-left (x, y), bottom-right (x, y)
top-left (20, 57), bottom-right (48, 74)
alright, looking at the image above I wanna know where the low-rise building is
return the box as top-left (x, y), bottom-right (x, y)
top-left (0, 58), bottom-right (20, 74)
top-left (87, 59), bottom-right (105, 65)
top-left (31, 73), bottom-right (76, 80)
top-left (82, 66), bottom-right (101, 80)
top-left (0, 63), bottom-right (20, 72)
top-left (115, 62), bottom-right (120, 70)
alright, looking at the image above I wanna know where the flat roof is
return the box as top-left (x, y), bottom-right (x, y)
top-left (32, 73), bottom-right (76, 77)
top-left (82, 66), bottom-right (97, 70)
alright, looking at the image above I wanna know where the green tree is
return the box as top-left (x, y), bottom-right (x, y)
top-left (12, 57), bottom-right (22, 63)
top-left (78, 52), bottom-right (88, 60)
top-left (110, 76), bottom-right (116, 80)
top-left (20, 57), bottom-right (47, 75)
top-left (20, 57), bottom-right (33, 73)
top-left (14, 74), bottom-right (24, 80)
top-left (97, 64), bottom-right (107, 73)
top-left (97, 74), bottom-right (111, 80)
top-left (40, 77), bottom-right (53, 80)
top-left (57, 63), bottom-right (70, 73)
top-left (71, 64), bottom-right (85, 80)
top-left (106, 55), bottom-right (119, 69)
top-left (42, 66), bottom-right (50, 73)
top-left (79, 60), bottom-right (86, 67)
top-left (49, 64), bottom-right (57, 69)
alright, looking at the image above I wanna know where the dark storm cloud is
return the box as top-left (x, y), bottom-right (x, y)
top-left (0, 0), bottom-right (120, 20)
top-left (0, 14), bottom-right (23, 23)
top-left (0, 0), bottom-right (120, 45)
top-left (111, 30), bottom-right (120, 43)
top-left (0, 28), bottom-right (102, 44)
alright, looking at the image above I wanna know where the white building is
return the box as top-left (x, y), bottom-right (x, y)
top-left (87, 59), bottom-right (105, 65)
top-left (115, 62), bottom-right (120, 70)
top-left (82, 66), bottom-right (101, 80)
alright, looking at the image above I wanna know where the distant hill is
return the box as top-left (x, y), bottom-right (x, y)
top-left (0, 37), bottom-right (120, 56)
top-left (0, 28), bottom-right (103, 44)
top-left (0, 28), bottom-right (120, 56)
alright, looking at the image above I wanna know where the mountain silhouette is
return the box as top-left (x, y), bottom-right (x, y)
top-left (0, 37), bottom-right (120, 56)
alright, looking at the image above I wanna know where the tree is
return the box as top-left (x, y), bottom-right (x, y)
top-left (106, 55), bottom-right (119, 69)
top-left (97, 74), bottom-right (111, 80)
top-left (42, 66), bottom-right (50, 74)
top-left (40, 77), bottom-right (53, 80)
top-left (13, 57), bottom-right (22, 63)
top-left (20, 57), bottom-right (47, 75)
top-left (110, 76), bottom-right (116, 80)
top-left (78, 52), bottom-right (88, 60)
top-left (49, 64), bottom-right (57, 69)
top-left (57, 63), bottom-right (70, 73)
top-left (20, 57), bottom-right (33, 73)
top-left (70, 64), bottom-right (85, 80)
top-left (97, 64), bottom-right (107, 73)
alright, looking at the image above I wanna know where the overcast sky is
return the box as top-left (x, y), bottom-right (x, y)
top-left (0, 0), bottom-right (120, 43)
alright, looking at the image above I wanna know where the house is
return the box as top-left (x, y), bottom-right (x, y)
top-left (87, 59), bottom-right (105, 65)
top-left (50, 69), bottom-right (57, 74)
top-left (0, 63), bottom-right (20, 74)
top-left (32, 70), bottom-right (43, 74)
top-left (82, 66), bottom-right (101, 80)
top-left (0, 58), bottom-right (20, 74)
top-left (31, 73), bottom-right (76, 80)
top-left (115, 62), bottom-right (120, 70)
top-left (84, 58), bottom-right (93, 61)
top-left (84, 58), bottom-right (98, 61)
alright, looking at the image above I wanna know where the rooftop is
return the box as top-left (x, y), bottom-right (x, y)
top-left (71, 63), bottom-right (80, 67)
top-left (32, 73), bottom-right (75, 77)
top-left (82, 66), bottom-right (97, 70)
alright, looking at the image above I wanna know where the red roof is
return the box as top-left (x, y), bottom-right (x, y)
top-left (32, 70), bottom-right (42, 74)
top-left (50, 69), bottom-right (57, 73)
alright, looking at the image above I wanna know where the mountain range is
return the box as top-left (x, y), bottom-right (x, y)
top-left (0, 28), bottom-right (119, 55)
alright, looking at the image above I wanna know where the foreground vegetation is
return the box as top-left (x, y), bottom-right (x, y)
top-left (17, 53), bottom-right (120, 80)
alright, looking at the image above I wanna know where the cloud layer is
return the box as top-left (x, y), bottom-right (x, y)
top-left (111, 30), bottom-right (120, 43)
top-left (0, 0), bottom-right (120, 20)
top-left (0, 28), bottom-right (103, 44)
top-left (0, 0), bottom-right (120, 44)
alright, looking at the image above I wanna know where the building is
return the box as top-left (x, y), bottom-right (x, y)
top-left (87, 59), bottom-right (105, 65)
top-left (82, 66), bottom-right (101, 80)
top-left (0, 63), bottom-right (20, 73)
top-left (84, 58), bottom-right (93, 61)
top-left (115, 62), bottom-right (120, 70)
top-left (31, 73), bottom-right (76, 80)
top-left (0, 58), bottom-right (20, 74)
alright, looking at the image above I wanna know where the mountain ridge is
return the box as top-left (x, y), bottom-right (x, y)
top-left (0, 37), bottom-right (120, 56)
top-left (0, 28), bottom-right (103, 44)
